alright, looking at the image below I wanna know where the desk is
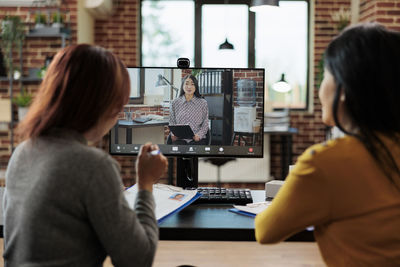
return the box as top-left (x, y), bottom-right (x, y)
top-left (264, 127), bottom-right (298, 179)
top-left (0, 239), bottom-right (325, 267)
top-left (159, 190), bottom-right (314, 242)
top-left (0, 192), bottom-right (313, 241)
top-left (113, 119), bottom-right (168, 144)
top-left (104, 241), bottom-right (325, 267)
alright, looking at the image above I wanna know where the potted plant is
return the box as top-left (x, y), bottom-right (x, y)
top-left (12, 90), bottom-right (32, 121)
top-left (52, 12), bottom-right (64, 28)
top-left (331, 7), bottom-right (351, 32)
top-left (34, 13), bottom-right (47, 29)
top-left (0, 15), bottom-right (25, 78)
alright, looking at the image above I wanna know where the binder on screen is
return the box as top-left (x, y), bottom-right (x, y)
top-left (168, 125), bottom-right (195, 139)
top-left (124, 184), bottom-right (201, 224)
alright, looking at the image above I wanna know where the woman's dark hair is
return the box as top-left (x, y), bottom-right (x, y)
top-left (179, 74), bottom-right (202, 98)
top-left (17, 44), bottom-right (130, 140)
top-left (324, 22), bottom-right (400, 180)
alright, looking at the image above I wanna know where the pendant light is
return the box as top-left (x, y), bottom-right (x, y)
top-left (272, 73), bottom-right (291, 93)
top-left (219, 0), bottom-right (235, 50)
top-left (219, 38), bottom-right (234, 50)
top-left (249, 0), bottom-right (279, 12)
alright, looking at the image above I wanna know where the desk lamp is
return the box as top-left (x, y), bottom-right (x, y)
top-left (155, 74), bottom-right (180, 98)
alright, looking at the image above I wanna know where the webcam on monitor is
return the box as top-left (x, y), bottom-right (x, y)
top-left (177, 58), bottom-right (190, 69)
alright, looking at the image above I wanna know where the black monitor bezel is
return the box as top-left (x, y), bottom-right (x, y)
top-left (109, 66), bottom-right (265, 159)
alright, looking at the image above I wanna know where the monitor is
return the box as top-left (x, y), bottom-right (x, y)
top-left (109, 67), bottom-right (265, 187)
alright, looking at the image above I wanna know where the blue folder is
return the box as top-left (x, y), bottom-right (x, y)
top-left (228, 208), bottom-right (256, 218)
top-left (158, 192), bottom-right (202, 224)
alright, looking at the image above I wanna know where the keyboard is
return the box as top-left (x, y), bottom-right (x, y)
top-left (192, 187), bottom-right (253, 205)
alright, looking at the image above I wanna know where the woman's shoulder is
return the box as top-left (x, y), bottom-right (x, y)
top-left (298, 135), bottom-right (362, 163)
top-left (196, 97), bottom-right (208, 105)
top-left (30, 135), bottom-right (119, 170)
top-left (171, 96), bottom-right (184, 105)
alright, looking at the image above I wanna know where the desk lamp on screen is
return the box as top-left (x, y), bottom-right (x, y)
top-left (109, 62), bottom-right (265, 188)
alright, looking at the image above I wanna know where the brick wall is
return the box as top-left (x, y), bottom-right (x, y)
top-left (2, 0), bottom-right (400, 187)
top-left (94, 0), bottom-right (139, 67)
top-left (360, 0), bottom-right (400, 31)
top-left (269, 0), bottom-right (352, 179)
top-left (93, 0), bottom-right (142, 186)
top-left (269, 0), bottom-right (400, 180)
top-left (0, 0), bottom-right (78, 171)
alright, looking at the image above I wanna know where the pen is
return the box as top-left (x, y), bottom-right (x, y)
top-left (149, 150), bottom-right (160, 156)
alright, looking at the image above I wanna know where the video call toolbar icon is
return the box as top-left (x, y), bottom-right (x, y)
top-left (172, 146), bottom-right (178, 151)
top-left (205, 147), bottom-right (211, 151)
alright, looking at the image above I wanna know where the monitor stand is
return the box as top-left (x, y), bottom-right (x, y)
top-left (176, 157), bottom-right (198, 188)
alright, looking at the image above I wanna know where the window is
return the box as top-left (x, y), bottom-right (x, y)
top-left (255, 1), bottom-right (308, 109)
top-left (141, 0), bottom-right (194, 67)
top-left (141, 0), bottom-right (309, 109)
top-left (202, 4), bottom-right (248, 68)
top-left (128, 68), bottom-right (141, 99)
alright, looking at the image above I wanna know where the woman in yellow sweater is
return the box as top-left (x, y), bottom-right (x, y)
top-left (255, 23), bottom-right (400, 266)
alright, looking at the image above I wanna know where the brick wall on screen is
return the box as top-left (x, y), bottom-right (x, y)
top-left (0, 0), bottom-right (78, 171)
top-left (232, 70), bottom-right (264, 147)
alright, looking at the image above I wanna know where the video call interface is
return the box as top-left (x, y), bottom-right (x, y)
top-left (109, 67), bottom-right (264, 157)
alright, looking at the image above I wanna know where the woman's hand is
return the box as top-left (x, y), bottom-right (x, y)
top-left (171, 135), bottom-right (178, 142)
top-left (136, 143), bottom-right (168, 192)
top-left (193, 134), bottom-right (201, 142)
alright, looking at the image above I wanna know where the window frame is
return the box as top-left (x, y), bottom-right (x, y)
top-left (127, 67), bottom-right (145, 104)
top-left (139, 0), bottom-right (310, 110)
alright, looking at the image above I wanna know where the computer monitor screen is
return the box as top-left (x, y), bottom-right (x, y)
top-left (109, 67), bottom-right (264, 158)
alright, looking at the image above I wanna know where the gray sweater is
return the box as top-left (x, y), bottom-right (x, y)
top-left (3, 129), bottom-right (158, 267)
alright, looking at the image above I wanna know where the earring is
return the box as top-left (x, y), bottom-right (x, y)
top-left (340, 94), bottom-right (346, 101)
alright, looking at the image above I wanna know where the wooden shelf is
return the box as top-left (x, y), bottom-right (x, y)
top-left (0, 77), bottom-right (42, 83)
top-left (26, 32), bottom-right (70, 39)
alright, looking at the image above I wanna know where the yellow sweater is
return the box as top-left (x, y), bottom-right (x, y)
top-left (255, 135), bottom-right (400, 266)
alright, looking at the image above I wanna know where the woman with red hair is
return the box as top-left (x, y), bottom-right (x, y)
top-left (3, 44), bottom-right (168, 267)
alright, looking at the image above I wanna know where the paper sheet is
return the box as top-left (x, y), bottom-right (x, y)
top-left (124, 184), bottom-right (199, 222)
top-left (233, 201), bottom-right (272, 215)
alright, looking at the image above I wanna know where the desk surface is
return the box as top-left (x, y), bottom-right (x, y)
top-left (152, 241), bottom-right (324, 267)
top-left (0, 239), bottom-right (324, 267)
top-left (106, 241), bottom-right (325, 267)
top-left (0, 190), bottom-right (314, 242)
top-left (159, 191), bottom-right (314, 241)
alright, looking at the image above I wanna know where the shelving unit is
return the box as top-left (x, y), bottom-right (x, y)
top-left (5, 30), bottom-right (70, 152)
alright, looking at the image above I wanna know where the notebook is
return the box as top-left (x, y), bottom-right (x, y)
top-left (124, 184), bottom-right (201, 224)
